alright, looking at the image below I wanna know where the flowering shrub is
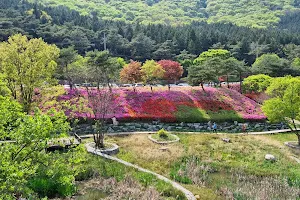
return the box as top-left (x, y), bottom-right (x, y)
top-left (54, 87), bottom-right (266, 122)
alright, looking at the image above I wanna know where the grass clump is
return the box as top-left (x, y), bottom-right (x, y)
top-left (151, 129), bottom-right (178, 142)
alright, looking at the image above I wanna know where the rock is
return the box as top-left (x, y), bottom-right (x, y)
top-left (195, 195), bottom-right (200, 200)
top-left (222, 138), bottom-right (231, 143)
top-left (112, 117), bottom-right (119, 126)
top-left (180, 122), bottom-right (184, 127)
top-left (234, 121), bottom-right (238, 125)
top-left (167, 126), bottom-right (172, 131)
top-left (107, 127), bottom-right (114, 133)
top-left (135, 123), bottom-right (142, 128)
top-left (194, 125), bottom-right (200, 129)
top-left (254, 123), bottom-right (261, 129)
top-left (265, 154), bottom-right (276, 161)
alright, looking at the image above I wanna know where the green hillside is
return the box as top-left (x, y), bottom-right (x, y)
top-left (29, 0), bottom-right (299, 28)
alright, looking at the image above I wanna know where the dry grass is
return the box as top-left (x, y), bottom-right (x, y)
top-left (73, 176), bottom-right (162, 200)
top-left (220, 173), bottom-right (300, 200)
top-left (111, 134), bottom-right (184, 175)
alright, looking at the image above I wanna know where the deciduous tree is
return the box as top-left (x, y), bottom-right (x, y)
top-left (158, 60), bottom-right (183, 88)
top-left (262, 76), bottom-right (300, 145)
top-left (0, 34), bottom-right (60, 113)
top-left (141, 60), bottom-right (165, 92)
top-left (243, 74), bottom-right (273, 93)
top-left (120, 60), bottom-right (143, 91)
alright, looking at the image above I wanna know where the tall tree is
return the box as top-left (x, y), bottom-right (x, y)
top-left (252, 54), bottom-right (290, 77)
top-left (57, 46), bottom-right (79, 88)
top-left (141, 60), bottom-right (165, 92)
top-left (249, 41), bottom-right (269, 59)
top-left (120, 60), bottom-right (143, 91)
top-left (0, 34), bottom-right (60, 113)
top-left (262, 76), bottom-right (300, 145)
top-left (158, 60), bottom-right (183, 86)
top-left (86, 50), bottom-right (121, 90)
top-left (187, 59), bottom-right (216, 91)
top-left (130, 33), bottom-right (155, 61)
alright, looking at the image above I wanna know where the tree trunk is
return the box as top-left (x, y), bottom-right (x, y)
top-left (239, 72), bottom-right (242, 94)
top-left (227, 74), bottom-right (230, 88)
top-left (168, 84), bottom-right (170, 91)
top-left (297, 133), bottom-right (300, 146)
top-left (151, 86), bottom-right (153, 93)
top-left (201, 83), bottom-right (205, 91)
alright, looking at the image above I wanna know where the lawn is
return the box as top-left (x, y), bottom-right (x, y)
top-left (108, 133), bottom-right (300, 199)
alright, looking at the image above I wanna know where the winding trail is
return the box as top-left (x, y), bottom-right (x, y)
top-left (86, 143), bottom-right (196, 200)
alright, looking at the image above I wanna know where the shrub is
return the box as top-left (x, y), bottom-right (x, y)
top-left (157, 128), bottom-right (168, 138)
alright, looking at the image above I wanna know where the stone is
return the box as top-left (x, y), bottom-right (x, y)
top-left (107, 127), bottom-right (114, 133)
top-left (135, 123), bottom-right (142, 128)
top-left (180, 122), bottom-right (184, 127)
top-left (265, 154), bottom-right (276, 161)
top-left (195, 195), bottom-right (200, 200)
top-left (254, 123), bottom-right (261, 129)
top-left (167, 126), bottom-right (172, 131)
top-left (112, 117), bottom-right (119, 126)
top-left (187, 123), bottom-right (193, 127)
top-left (222, 138), bottom-right (231, 143)
top-left (234, 121), bottom-right (238, 125)
top-left (194, 125), bottom-right (200, 129)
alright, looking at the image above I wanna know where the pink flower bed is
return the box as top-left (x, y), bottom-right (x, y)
top-left (56, 87), bottom-right (266, 122)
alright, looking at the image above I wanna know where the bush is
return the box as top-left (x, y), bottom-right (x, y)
top-left (28, 173), bottom-right (76, 198)
top-left (157, 128), bottom-right (168, 138)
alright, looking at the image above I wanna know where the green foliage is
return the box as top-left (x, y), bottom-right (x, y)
top-left (28, 145), bottom-right (86, 198)
top-left (28, 0), bottom-right (297, 28)
top-left (141, 60), bottom-right (165, 85)
top-left (262, 76), bottom-right (300, 143)
top-left (157, 128), bottom-right (168, 138)
top-left (86, 50), bottom-right (121, 88)
top-left (0, 34), bottom-right (60, 112)
top-left (0, 107), bottom-right (71, 198)
top-left (243, 74), bottom-right (273, 93)
top-left (188, 50), bottom-right (244, 89)
top-left (252, 54), bottom-right (290, 77)
top-left (194, 49), bottom-right (231, 64)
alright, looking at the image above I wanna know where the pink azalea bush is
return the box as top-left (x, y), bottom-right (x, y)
top-left (56, 87), bottom-right (266, 122)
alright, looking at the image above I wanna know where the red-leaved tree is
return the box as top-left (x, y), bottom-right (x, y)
top-left (158, 60), bottom-right (183, 87)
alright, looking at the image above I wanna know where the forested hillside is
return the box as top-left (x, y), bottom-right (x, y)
top-left (26, 0), bottom-right (300, 28)
top-left (1, 0), bottom-right (300, 65)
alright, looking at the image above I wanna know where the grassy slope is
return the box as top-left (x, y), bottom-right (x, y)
top-left (30, 0), bottom-right (298, 27)
top-left (109, 133), bottom-right (300, 199)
